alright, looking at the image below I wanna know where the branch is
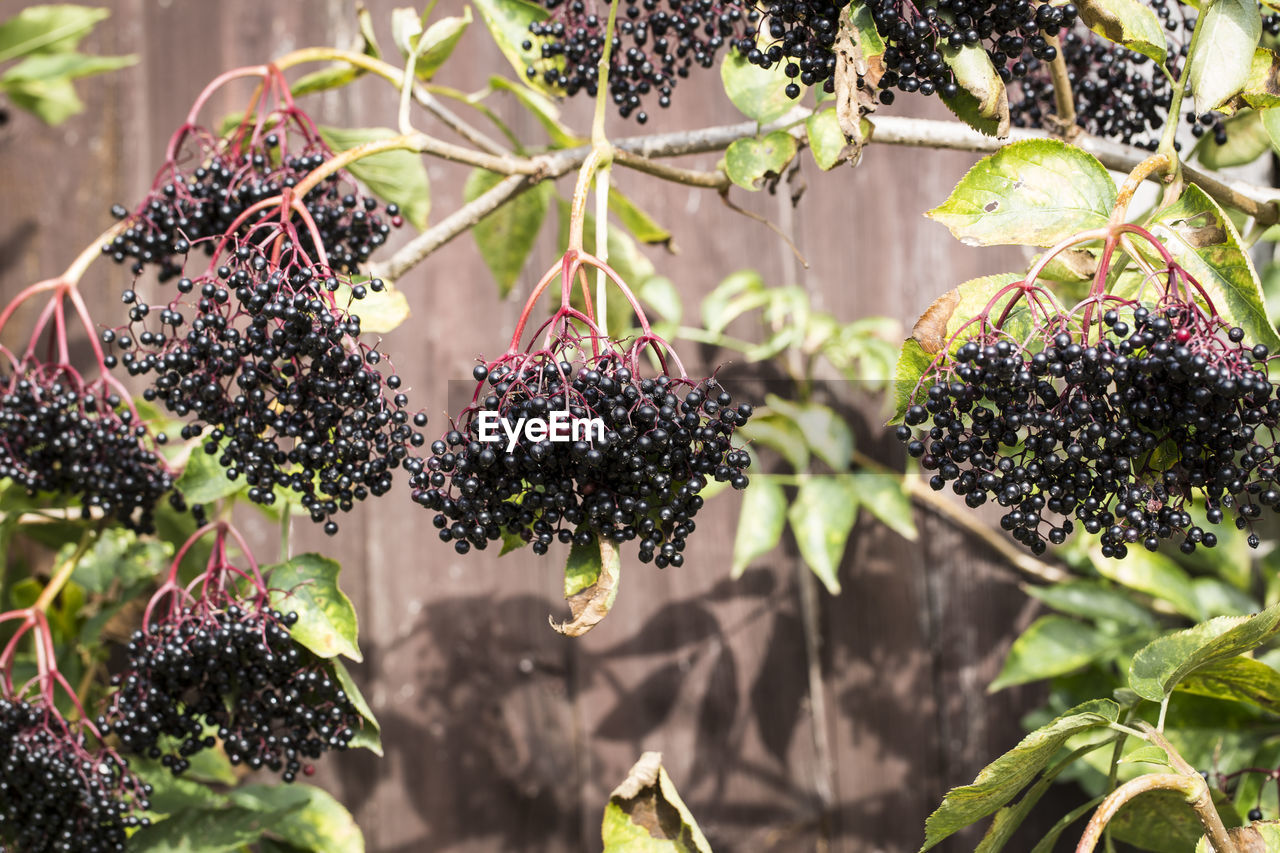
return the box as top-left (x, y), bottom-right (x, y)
top-left (1045, 34), bottom-right (1078, 137)
top-left (370, 174), bottom-right (536, 281)
top-left (371, 114), bottom-right (1280, 282)
top-left (864, 117), bottom-right (1280, 224)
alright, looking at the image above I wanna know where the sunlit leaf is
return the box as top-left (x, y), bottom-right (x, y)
top-left (266, 554), bottom-right (362, 661)
top-left (927, 139), bottom-right (1116, 247)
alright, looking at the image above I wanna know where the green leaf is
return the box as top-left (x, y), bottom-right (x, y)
top-left (806, 108), bottom-right (850, 170)
top-left (637, 276), bottom-right (682, 324)
top-left (333, 278), bottom-right (410, 334)
top-left (0, 51), bottom-right (134, 84)
top-left (921, 699), bottom-right (1120, 850)
top-left (266, 554), bottom-right (361, 661)
top-left (890, 337), bottom-right (933, 425)
top-left (415, 10), bottom-right (472, 79)
top-left (940, 273), bottom-right (1030, 349)
top-left (976, 743), bottom-right (1108, 853)
top-left (1265, 106), bottom-right (1280, 153)
top-left (333, 660), bottom-right (382, 756)
top-left (176, 445), bottom-right (244, 505)
top-left (133, 758), bottom-right (229, 816)
top-left (1120, 745), bottom-right (1172, 766)
top-left (850, 3), bottom-right (886, 55)
top-left (701, 269), bottom-right (767, 334)
top-left (1198, 823), bottom-right (1280, 853)
top-left (720, 51), bottom-right (799, 124)
top-left (1092, 546), bottom-right (1204, 621)
top-left (465, 168), bottom-right (551, 297)
top-left (3, 74), bottom-right (81, 124)
top-left (1027, 796), bottom-right (1107, 853)
top-left (230, 784), bottom-right (364, 853)
top-left (940, 36), bottom-right (1010, 137)
top-left (316, 126), bottom-right (430, 231)
top-left (69, 528), bottom-right (170, 594)
top-left (850, 471), bottom-right (917, 541)
top-left (0, 5), bottom-right (108, 63)
top-left (725, 131), bottom-right (798, 190)
top-left (552, 537), bottom-right (621, 636)
top-left (1077, 0), bottom-right (1167, 62)
top-left (602, 752), bottom-right (712, 853)
top-left (1195, 109), bottom-right (1272, 168)
top-left (1176, 656), bottom-right (1280, 713)
top-left (738, 412), bottom-right (810, 472)
top-left (1188, 0), bottom-right (1262, 114)
top-left (564, 537), bottom-right (602, 597)
top-left (292, 64), bottom-right (362, 98)
top-left (1138, 183), bottom-right (1280, 351)
top-left (927, 139), bottom-right (1116, 247)
top-left (990, 616), bottom-right (1117, 691)
top-left (609, 190), bottom-right (673, 247)
top-left (1115, 790), bottom-right (1240, 852)
top-left (1193, 576), bottom-right (1260, 619)
top-left (130, 804), bottom-right (301, 853)
top-left (489, 76), bottom-right (582, 147)
top-left (764, 395), bottom-right (853, 472)
top-left (787, 475), bottom-right (860, 594)
top-left (1129, 602), bottom-right (1280, 701)
top-left (732, 476), bottom-right (786, 577)
top-left (1242, 48), bottom-right (1280, 108)
top-left (473, 0), bottom-right (558, 96)
top-left (1024, 581), bottom-right (1158, 629)
top-left (291, 7), bottom-right (380, 97)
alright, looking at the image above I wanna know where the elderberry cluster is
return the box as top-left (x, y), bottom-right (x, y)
top-left (1011, 1), bottom-right (1228, 148)
top-left (526, 0), bottom-right (749, 121)
top-left (104, 120), bottom-right (401, 280)
top-left (0, 698), bottom-right (150, 853)
top-left (104, 242), bottom-right (427, 534)
top-left (866, 0), bottom-right (1077, 106)
top-left (411, 355), bottom-right (751, 564)
top-left (100, 603), bottom-right (361, 782)
top-left (0, 363), bottom-right (173, 532)
top-left (896, 303), bottom-right (1280, 556)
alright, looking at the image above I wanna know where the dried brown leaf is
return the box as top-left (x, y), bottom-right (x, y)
top-left (911, 288), bottom-right (962, 354)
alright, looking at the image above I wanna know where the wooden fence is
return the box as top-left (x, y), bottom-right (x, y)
top-left (0, 1), bottom-right (1078, 849)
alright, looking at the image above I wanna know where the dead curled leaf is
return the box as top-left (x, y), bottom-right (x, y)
top-left (911, 288), bottom-right (961, 354)
top-left (612, 752), bottom-right (663, 800)
top-left (833, 17), bottom-right (879, 167)
top-left (549, 539), bottom-right (620, 637)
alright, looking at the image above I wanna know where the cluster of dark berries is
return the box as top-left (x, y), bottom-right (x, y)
top-left (104, 241), bottom-right (426, 534)
top-left (101, 602), bottom-right (361, 781)
top-left (733, 0), bottom-right (846, 97)
top-left (1011, 1), bottom-right (1228, 148)
top-left (865, 0), bottom-right (1077, 106)
top-left (411, 354), bottom-right (751, 564)
top-left (104, 116), bottom-right (401, 280)
top-left (526, 0), bottom-right (749, 122)
top-left (0, 361), bottom-right (173, 533)
top-left (0, 698), bottom-right (150, 853)
top-left (896, 300), bottom-right (1279, 556)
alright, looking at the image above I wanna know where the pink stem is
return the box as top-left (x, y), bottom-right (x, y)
top-left (0, 278), bottom-right (62, 336)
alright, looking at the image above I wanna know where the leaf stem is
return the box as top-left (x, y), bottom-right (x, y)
top-left (33, 527), bottom-right (97, 613)
top-left (1155, 2), bottom-right (1210, 167)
